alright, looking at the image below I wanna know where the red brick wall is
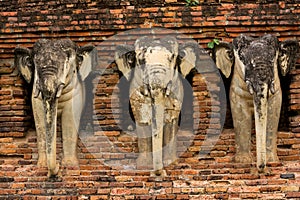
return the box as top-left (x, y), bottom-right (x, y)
top-left (0, 0), bottom-right (300, 199)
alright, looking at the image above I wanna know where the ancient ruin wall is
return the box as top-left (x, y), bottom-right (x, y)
top-left (0, 0), bottom-right (300, 199)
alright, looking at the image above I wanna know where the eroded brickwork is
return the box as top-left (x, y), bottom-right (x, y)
top-left (0, 0), bottom-right (300, 199)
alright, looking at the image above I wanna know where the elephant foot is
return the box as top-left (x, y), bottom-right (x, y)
top-left (251, 166), bottom-right (272, 175)
top-left (62, 157), bottom-right (79, 167)
top-left (47, 163), bottom-right (60, 179)
top-left (264, 167), bottom-right (273, 175)
top-left (48, 169), bottom-right (62, 181)
top-left (234, 153), bottom-right (254, 163)
top-left (260, 167), bottom-right (272, 175)
top-left (151, 169), bottom-right (167, 177)
top-left (136, 154), bottom-right (153, 170)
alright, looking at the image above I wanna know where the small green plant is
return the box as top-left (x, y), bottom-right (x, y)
top-left (185, 0), bottom-right (199, 6)
top-left (207, 38), bottom-right (220, 49)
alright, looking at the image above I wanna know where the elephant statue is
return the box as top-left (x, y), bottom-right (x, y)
top-left (213, 34), bottom-right (298, 173)
top-left (115, 36), bottom-right (200, 175)
top-left (14, 39), bottom-right (97, 178)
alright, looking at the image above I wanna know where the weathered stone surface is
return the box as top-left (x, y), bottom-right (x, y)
top-left (0, 1), bottom-right (299, 199)
top-left (214, 35), bottom-right (299, 172)
top-left (14, 39), bottom-right (97, 177)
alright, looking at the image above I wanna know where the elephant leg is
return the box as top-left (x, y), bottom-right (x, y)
top-left (230, 91), bottom-right (254, 163)
top-left (266, 92), bottom-right (281, 162)
top-left (136, 124), bottom-right (152, 170)
top-left (163, 119), bottom-right (178, 166)
top-left (32, 98), bottom-right (47, 167)
top-left (61, 112), bottom-right (79, 166)
top-left (61, 96), bottom-right (82, 167)
top-left (130, 90), bottom-right (154, 169)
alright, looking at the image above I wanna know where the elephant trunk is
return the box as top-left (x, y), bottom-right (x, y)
top-left (43, 97), bottom-right (59, 177)
top-left (151, 90), bottom-right (165, 174)
top-left (253, 83), bottom-right (268, 172)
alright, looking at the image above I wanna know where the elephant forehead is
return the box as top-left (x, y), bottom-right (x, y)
top-left (248, 42), bottom-right (276, 59)
top-left (34, 50), bottom-right (67, 66)
top-left (33, 39), bottom-right (76, 62)
top-left (33, 39), bottom-right (76, 51)
top-left (239, 41), bottom-right (277, 65)
top-left (136, 37), bottom-right (178, 53)
top-left (34, 45), bottom-right (69, 64)
top-left (144, 47), bottom-right (173, 65)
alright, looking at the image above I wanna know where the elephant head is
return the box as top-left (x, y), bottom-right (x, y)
top-left (115, 36), bottom-right (198, 94)
top-left (115, 36), bottom-right (200, 174)
top-left (15, 39), bottom-right (94, 98)
top-left (214, 34), bottom-right (298, 172)
top-left (15, 39), bottom-right (96, 177)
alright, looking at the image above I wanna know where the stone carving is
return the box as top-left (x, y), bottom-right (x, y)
top-left (213, 34), bottom-right (298, 173)
top-left (15, 39), bottom-right (97, 177)
top-left (115, 36), bottom-right (200, 175)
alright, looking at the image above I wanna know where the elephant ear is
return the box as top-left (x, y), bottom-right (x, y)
top-left (77, 45), bottom-right (98, 81)
top-left (115, 45), bottom-right (135, 80)
top-left (14, 47), bottom-right (33, 83)
top-left (213, 41), bottom-right (234, 78)
top-left (278, 39), bottom-right (299, 76)
top-left (178, 43), bottom-right (199, 78)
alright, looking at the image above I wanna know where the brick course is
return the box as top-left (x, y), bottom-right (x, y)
top-left (0, 0), bottom-right (300, 199)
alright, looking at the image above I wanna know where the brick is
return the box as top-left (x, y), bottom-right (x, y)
top-left (205, 186), bottom-right (228, 193)
top-left (1, 12), bottom-right (17, 16)
top-left (131, 188), bottom-right (149, 195)
top-left (286, 192), bottom-right (300, 198)
top-left (115, 176), bottom-right (132, 182)
top-left (281, 185), bottom-right (299, 192)
top-left (0, 177), bottom-right (14, 182)
top-left (0, 138), bottom-right (13, 143)
top-left (79, 189), bottom-right (97, 195)
top-left (91, 196), bottom-right (109, 200)
top-left (0, 90), bottom-right (11, 95)
top-left (0, 189), bottom-right (17, 195)
top-left (240, 193), bottom-right (258, 199)
top-left (210, 150), bottom-right (227, 157)
top-left (173, 181), bottom-right (189, 188)
top-left (0, 148), bottom-right (17, 155)
top-left (259, 186), bottom-right (281, 193)
top-left (111, 188), bottom-right (131, 196)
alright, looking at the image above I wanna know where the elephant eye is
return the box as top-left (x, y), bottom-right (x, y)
top-left (126, 52), bottom-right (135, 64)
top-left (62, 49), bottom-right (73, 59)
top-left (170, 54), bottom-right (175, 61)
top-left (77, 55), bottom-right (83, 64)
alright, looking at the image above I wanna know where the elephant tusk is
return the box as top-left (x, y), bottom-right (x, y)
top-left (56, 84), bottom-right (65, 98)
top-left (34, 79), bottom-right (41, 98)
top-left (152, 110), bottom-right (158, 137)
top-left (143, 86), bottom-right (149, 96)
top-left (34, 89), bottom-right (41, 98)
top-left (165, 81), bottom-right (172, 96)
top-left (270, 81), bottom-right (275, 94)
top-left (246, 80), bottom-right (254, 95)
